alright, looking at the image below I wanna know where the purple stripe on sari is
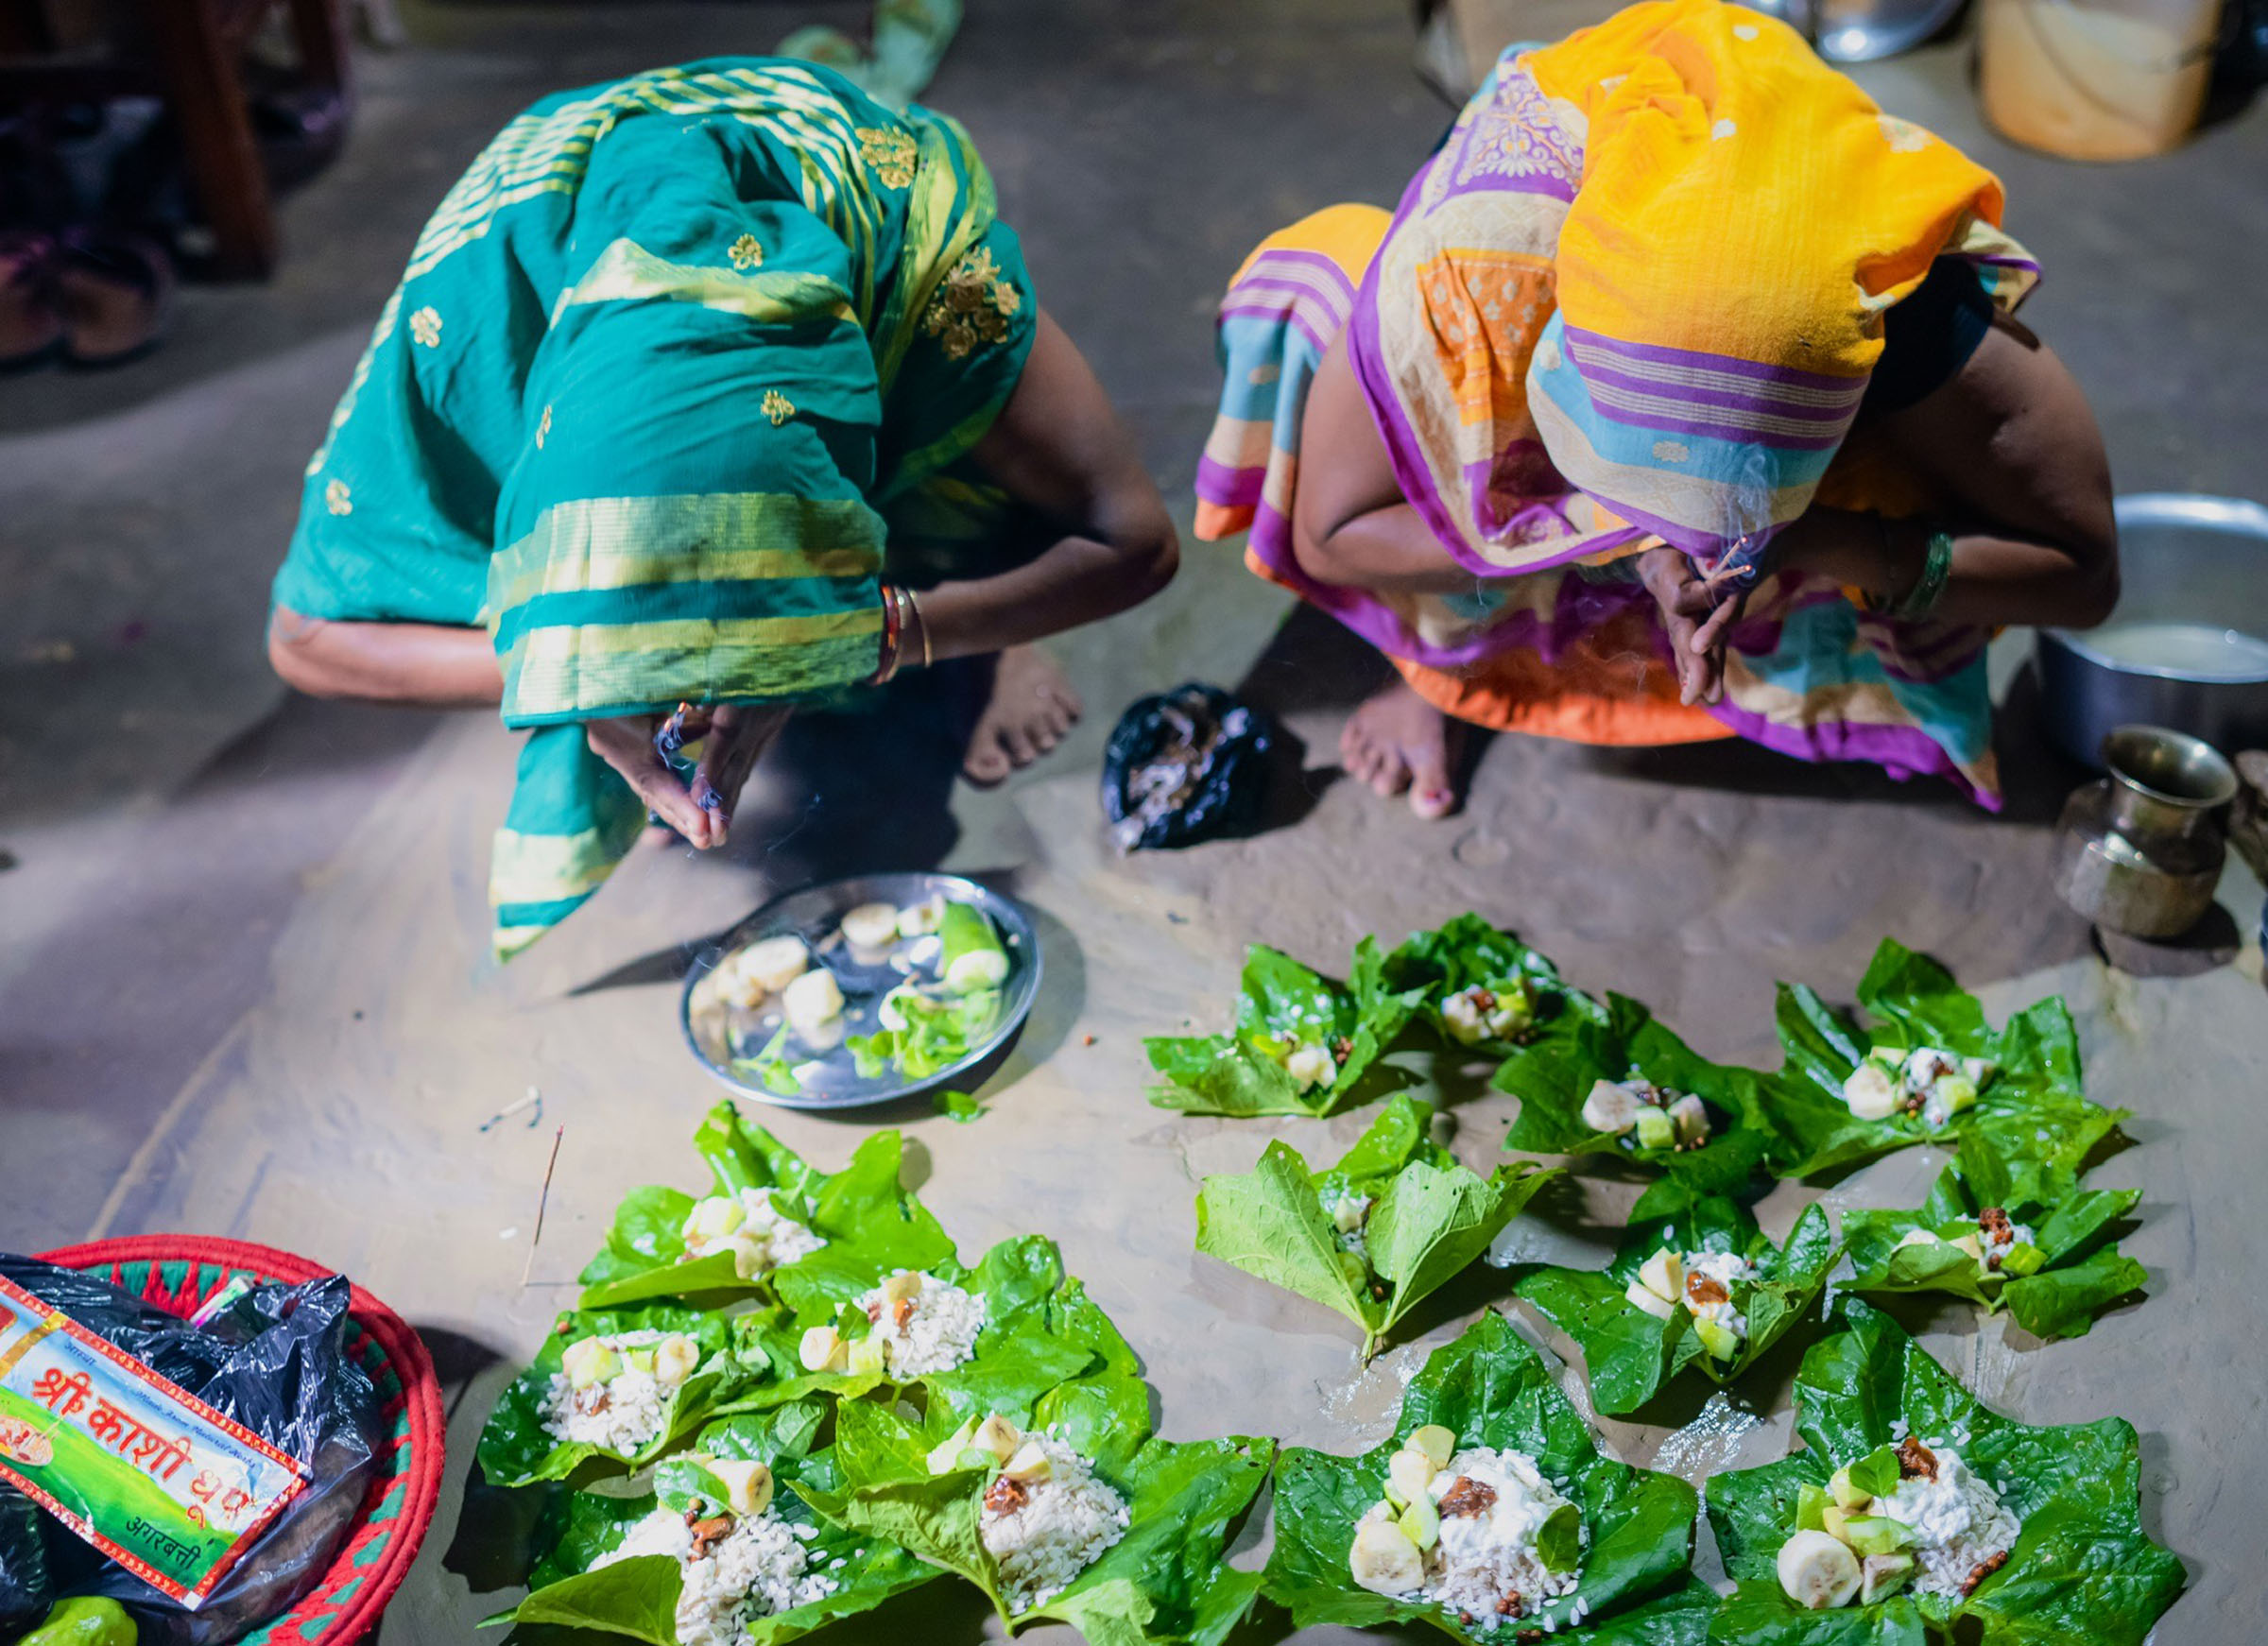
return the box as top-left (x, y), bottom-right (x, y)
top-left (1561, 324), bottom-right (1870, 395)
top-left (1572, 355), bottom-right (1866, 425)
top-left (1572, 395), bottom-right (1852, 453)
top-left (1194, 453), bottom-right (1266, 510)
top-left (1226, 272), bottom-right (1354, 325)
top-left (1708, 699), bottom-right (1999, 809)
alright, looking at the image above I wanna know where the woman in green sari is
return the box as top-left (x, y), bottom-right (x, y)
top-left (268, 60), bottom-right (1175, 958)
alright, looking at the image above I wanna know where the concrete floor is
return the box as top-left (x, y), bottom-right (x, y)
top-left (2, 1), bottom-right (2265, 1642)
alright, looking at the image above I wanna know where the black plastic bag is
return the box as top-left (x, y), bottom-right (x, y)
top-left (0, 1488), bottom-right (50, 1638)
top-left (0, 1259), bottom-right (382, 1646)
top-left (1100, 683), bottom-right (1275, 851)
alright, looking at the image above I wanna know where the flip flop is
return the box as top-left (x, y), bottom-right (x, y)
top-left (0, 231), bottom-right (60, 371)
top-left (56, 228), bottom-right (175, 369)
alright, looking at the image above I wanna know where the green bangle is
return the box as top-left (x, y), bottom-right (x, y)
top-left (1895, 526), bottom-right (1955, 618)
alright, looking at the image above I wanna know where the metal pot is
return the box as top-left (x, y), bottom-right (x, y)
top-left (2037, 493), bottom-right (2268, 770)
top-left (2052, 724), bottom-right (2237, 937)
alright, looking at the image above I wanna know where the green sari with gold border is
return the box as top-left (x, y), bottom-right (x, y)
top-left (273, 60), bottom-right (1036, 957)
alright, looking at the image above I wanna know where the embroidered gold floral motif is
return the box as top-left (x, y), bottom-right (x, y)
top-left (728, 233), bottom-right (764, 271)
top-left (920, 248), bottom-right (1022, 361)
top-left (536, 404), bottom-right (553, 449)
top-left (762, 390), bottom-right (796, 426)
top-left (325, 479), bottom-right (353, 516)
top-left (409, 306), bottom-right (443, 348)
top-left (856, 127), bottom-right (918, 189)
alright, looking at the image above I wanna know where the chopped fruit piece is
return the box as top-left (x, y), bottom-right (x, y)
top-left (839, 901), bottom-right (901, 951)
top-left (1842, 1062), bottom-right (1900, 1121)
top-left (972, 1415), bottom-right (1022, 1464)
top-left (1624, 1277), bottom-right (1677, 1320)
top-left (1349, 1519), bottom-right (1425, 1595)
top-left (1633, 1106), bottom-right (1677, 1150)
top-left (707, 1456), bottom-right (773, 1517)
top-left (1387, 1447), bottom-right (1435, 1507)
top-left (1408, 1425), bottom-right (1456, 1471)
top-left (1778, 1529), bottom-right (1862, 1610)
top-left (1667, 1092), bottom-right (1710, 1145)
top-left (1580, 1079), bottom-right (1643, 1134)
top-left (1637, 1248), bottom-right (1685, 1304)
top-left (1861, 1552), bottom-right (1916, 1603)
top-left (1692, 1317), bottom-right (1741, 1361)
top-left (738, 934), bottom-right (812, 993)
top-left (782, 968), bottom-right (846, 1036)
top-left (1398, 1496), bottom-right (1441, 1551)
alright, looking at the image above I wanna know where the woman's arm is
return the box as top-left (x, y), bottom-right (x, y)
top-left (1287, 332), bottom-right (1487, 595)
top-left (267, 606), bottom-right (504, 707)
top-left (1771, 314), bottom-right (2120, 629)
top-left (913, 308), bottom-right (1178, 660)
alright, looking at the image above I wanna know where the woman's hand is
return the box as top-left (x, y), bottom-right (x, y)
top-left (1636, 546), bottom-right (1746, 705)
top-left (583, 705), bottom-right (791, 848)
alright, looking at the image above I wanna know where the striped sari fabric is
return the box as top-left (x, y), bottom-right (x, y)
top-left (275, 60), bottom-right (1036, 956)
top-left (1197, 0), bottom-right (2039, 800)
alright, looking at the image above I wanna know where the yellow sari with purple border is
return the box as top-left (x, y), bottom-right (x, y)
top-left (274, 60), bottom-right (1036, 957)
top-left (1199, 0), bottom-right (2039, 802)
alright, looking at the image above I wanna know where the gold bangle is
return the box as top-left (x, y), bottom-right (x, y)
top-left (906, 587), bottom-right (932, 669)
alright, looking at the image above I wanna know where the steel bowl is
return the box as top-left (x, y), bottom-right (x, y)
top-left (1813, 0), bottom-right (1967, 60)
top-left (2036, 493), bottom-right (2268, 770)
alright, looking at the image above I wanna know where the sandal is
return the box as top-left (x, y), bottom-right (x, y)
top-left (55, 228), bottom-right (175, 368)
top-left (0, 231), bottom-right (60, 371)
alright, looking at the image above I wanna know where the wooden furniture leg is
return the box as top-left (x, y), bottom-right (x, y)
top-left (143, 0), bottom-right (275, 279)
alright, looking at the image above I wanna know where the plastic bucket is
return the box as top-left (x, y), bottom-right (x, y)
top-left (1980, 0), bottom-right (2220, 159)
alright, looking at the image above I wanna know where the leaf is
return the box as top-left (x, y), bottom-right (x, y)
top-left (474, 1304), bottom-right (755, 1486)
top-left (577, 1107), bottom-right (952, 1310)
top-left (742, 1234), bottom-right (1103, 1419)
top-left (1263, 1312), bottom-right (1704, 1641)
top-left (819, 1382), bottom-right (1272, 1641)
top-left (1518, 1199), bottom-right (1838, 1416)
top-left (1768, 944), bottom-right (2125, 1186)
top-left (1841, 1155), bottom-right (2145, 1340)
top-left (1146, 942), bottom-right (1426, 1118)
top-left (1704, 1300), bottom-right (2184, 1646)
top-left (1195, 1095), bottom-right (1562, 1356)
top-left (512, 1406), bottom-right (938, 1646)
top-left (936, 1089), bottom-right (985, 1123)
top-left (856, 989), bottom-right (1003, 1082)
top-left (1496, 996), bottom-right (1778, 1216)
top-left (1383, 914), bottom-right (1610, 1051)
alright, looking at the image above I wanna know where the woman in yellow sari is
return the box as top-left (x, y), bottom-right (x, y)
top-left (1197, 0), bottom-right (2116, 816)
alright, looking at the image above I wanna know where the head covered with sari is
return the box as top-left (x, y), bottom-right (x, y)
top-left (1198, 0), bottom-right (2036, 799)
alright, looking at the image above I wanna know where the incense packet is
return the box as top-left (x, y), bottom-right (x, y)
top-left (0, 1275), bottom-right (309, 1606)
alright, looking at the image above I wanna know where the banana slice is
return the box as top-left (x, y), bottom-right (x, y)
top-left (1580, 1078), bottom-right (1642, 1134)
top-left (738, 934), bottom-right (812, 994)
top-left (1841, 1061), bottom-right (1900, 1121)
top-left (782, 968), bottom-right (845, 1036)
top-left (1349, 1519), bottom-right (1425, 1595)
top-left (839, 901), bottom-right (902, 952)
top-left (1777, 1528), bottom-right (1862, 1610)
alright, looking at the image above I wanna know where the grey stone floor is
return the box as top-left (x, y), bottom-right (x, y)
top-left (1, 2), bottom-right (2265, 1642)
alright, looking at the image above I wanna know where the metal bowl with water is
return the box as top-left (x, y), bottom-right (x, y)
top-left (2036, 493), bottom-right (2268, 769)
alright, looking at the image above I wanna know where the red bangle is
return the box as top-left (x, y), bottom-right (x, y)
top-left (872, 583), bottom-right (904, 685)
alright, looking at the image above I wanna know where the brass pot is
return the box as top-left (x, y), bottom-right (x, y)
top-left (2052, 725), bottom-right (2238, 937)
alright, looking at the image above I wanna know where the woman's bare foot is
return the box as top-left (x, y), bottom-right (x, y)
top-left (963, 644), bottom-right (1082, 785)
top-left (1341, 679), bottom-right (1464, 819)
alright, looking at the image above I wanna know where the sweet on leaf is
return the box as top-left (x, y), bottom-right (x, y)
top-left (1518, 1197), bottom-right (1839, 1417)
top-left (1194, 1095), bottom-right (1562, 1359)
top-left (504, 1402), bottom-right (938, 1646)
top-left (1383, 914), bottom-right (1610, 1052)
top-left (1704, 1300), bottom-right (2183, 1646)
top-left (1146, 939), bottom-right (1428, 1118)
top-left (576, 1102), bottom-right (954, 1309)
top-left (475, 1303), bottom-right (763, 1486)
top-left (1841, 1136), bottom-right (2144, 1341)
top-left (1769, 940), bottom-right (2124, 1183)
top-left (1263, 1311), bottom-right (1710, 1643)
top-left (1497, 992), bottom-right (1779, 1219)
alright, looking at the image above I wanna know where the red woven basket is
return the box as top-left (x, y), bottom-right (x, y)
top-left (32, 1236), bottom-right (446, 1646)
